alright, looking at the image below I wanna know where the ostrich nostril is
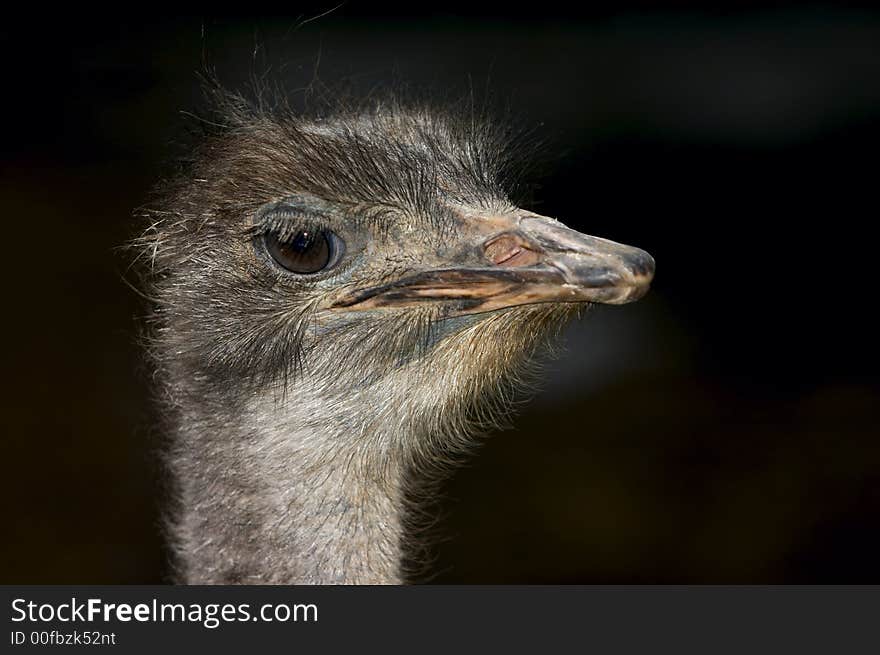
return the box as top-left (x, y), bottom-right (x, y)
top-left (483, 233), bottom-right (541, 267)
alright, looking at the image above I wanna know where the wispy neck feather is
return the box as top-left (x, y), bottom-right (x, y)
top-left (163, 303), bottom-right (577, 584)
top-left (169, 385), bottom-right (406, 584)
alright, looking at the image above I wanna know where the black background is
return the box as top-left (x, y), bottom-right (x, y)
top-left (2, 3), bottom-right (878, 583)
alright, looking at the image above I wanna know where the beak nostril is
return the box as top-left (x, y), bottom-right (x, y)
top-left (484, 233), bottom-right (521, 264)
top-left (484, 232), bottom-right (542, 268)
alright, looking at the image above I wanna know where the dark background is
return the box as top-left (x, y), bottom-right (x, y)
top-left (2, 3), bottom-right (878, 583)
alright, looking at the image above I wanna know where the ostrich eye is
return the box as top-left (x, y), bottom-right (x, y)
top-left (263, 229), bottom-right (344, 274)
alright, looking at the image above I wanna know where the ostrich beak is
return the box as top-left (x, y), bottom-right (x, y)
top-left (330, 214), bottom-right (654, 316)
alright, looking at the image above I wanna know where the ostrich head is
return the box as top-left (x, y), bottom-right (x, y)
top-left (135, 90), bottom-right (654, 583)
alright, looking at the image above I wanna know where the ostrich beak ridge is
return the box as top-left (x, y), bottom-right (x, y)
top-left (330, 213), bottom-right (655, 316)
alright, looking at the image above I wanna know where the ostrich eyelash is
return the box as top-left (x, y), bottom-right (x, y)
top-left (243, 210), bottom-right (331, 244)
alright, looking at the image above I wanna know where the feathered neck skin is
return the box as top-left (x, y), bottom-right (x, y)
top-left (170, 386), bottom-right (406, 584)
top-left (164, 305), bottom-right (573, 584)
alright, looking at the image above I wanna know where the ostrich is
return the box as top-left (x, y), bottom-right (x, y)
top-left (134, 90), bottom-right (655, 584)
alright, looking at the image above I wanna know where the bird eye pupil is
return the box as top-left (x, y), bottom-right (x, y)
top-left (290, 232), bottom-right (314, 252)
top-left (264, 229), bottom-right (338, 274)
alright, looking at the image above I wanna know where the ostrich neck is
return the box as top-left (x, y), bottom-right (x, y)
top-left (171, 386), bottom-right (407, 584)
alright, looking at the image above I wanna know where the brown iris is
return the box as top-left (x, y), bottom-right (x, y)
top-left (264, 229), bottom-right (336, 274)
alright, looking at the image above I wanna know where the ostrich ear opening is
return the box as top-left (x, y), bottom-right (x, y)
top-left (328, 215), bottom-right (655, 317)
